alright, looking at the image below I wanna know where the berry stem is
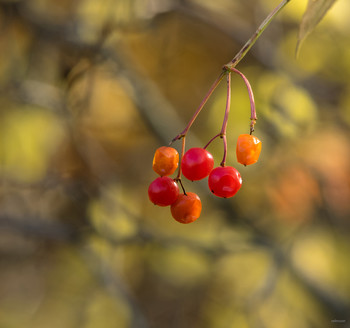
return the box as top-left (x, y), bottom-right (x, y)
top-left (171, 71), bottom-right (226, 143)
top-left (171, 0), bottom-right (290, 143)
top-left (220, 72), bottom-right (232, 136)
top-left (220, 135), bottom-right (227, 167)
top-left (174, 136), bottom-right (187, 195)
top-left (229, 68), bottom-right (257, 134)
top-left (220, 73), bottom-right (231, 166)
top-left (203, 72), bottom-right (231, 158)
top-left (174, 136), bottom-right (186, 181)
top-left (224, 0), bottom-right (290, 70)
top-left (176, 178), bottom-right (187, 196)
top-left (203, 133), bottom-right (221, 149)
top-left (175, 136), bottom-right (186, 180)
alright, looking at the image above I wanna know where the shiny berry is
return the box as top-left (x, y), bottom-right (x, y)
top-left (236, 134), bottom-right (262, 166)
top-left (148, 177), bottom-right (179, 206)
top-left (171, 192), bottom-right (202, 224)
top-left (181, 148), bottom-right (214, 181)
top-left (152, 146), bottom-right (179, 176)
top-left (208, 166), bottom-right (242, 198)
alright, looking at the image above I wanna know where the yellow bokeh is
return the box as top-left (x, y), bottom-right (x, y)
top-left (1, 106), bottom-right (65, 183)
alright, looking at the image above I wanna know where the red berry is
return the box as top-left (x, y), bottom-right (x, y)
top-left (152, 146), bottom-right (179, 176)
top-left (148, 177), bottom-right (179, 206)
top-left (171, 192), bottom-right (202, 224)
top-left (181, 148), bottom-right (214, 181)
top-left (236, 134), bottom-right (262, 166)
top-left (208, 166), bottom-right (242, 198)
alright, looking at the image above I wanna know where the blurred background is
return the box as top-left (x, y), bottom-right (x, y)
top-left (0, 0), bottom-right (350, 327)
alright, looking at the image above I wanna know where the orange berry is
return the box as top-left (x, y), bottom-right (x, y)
top-left (236, 134), bottom-right (262, 166)
top-left (170, 192), bottom-right (202, 224)
top-left (152, 146), bottom-right (179, 176)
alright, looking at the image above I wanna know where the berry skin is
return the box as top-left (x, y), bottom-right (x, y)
top-left (153, 146), bottom-right (179, 176)
top-left (236, 134), bottom-right (262, 166)
top-left (148, 177), bottom-right (179, 206)
top-left (171, 192), bottom-right (202, 224)
top-left (181, 148), bottom-right (214, 181)
top-left (208, 166), bottom-right (242, 198)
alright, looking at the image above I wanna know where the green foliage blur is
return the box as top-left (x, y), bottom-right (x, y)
top-left (0, 0), bottom-right (349, 327)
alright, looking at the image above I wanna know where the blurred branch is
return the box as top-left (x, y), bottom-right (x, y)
top-left (246, 250), bottom-right (283, 308)
top-left (92, 198), bottom-right (350, 319)
top-left (102, 44), bottom-right (203, 146)
top-left (0, 215), bottom-right (77, 241)
top-left (81, 246), bottom-right (150, 328)
top-left (287, 258), bottom-right (350, 320)
top-left (0, 1), bottom-right (349, 324)
top-left (176, 1), bottom-right (283, 69)
top-left (95, 213), bottom-right (350, 320)
top-left (11, 80), bottom-right (65, 112)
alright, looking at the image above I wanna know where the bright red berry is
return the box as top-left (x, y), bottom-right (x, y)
top-left (148, 177), bottom-right (179, 206)
top-left (181, 148), bottom-right (214, 181)
top-left (208, 166), bottom-right (242, 198)
top-left (236, 134), bottom-right (262, 166)
top-left (171, 192), bottom-right (202, 224)
top-left (152, 146), bottom-right (179, 176)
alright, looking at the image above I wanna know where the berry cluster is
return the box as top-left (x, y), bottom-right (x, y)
top-left (148, 68), bottom-right (262, 223)
top-left (148, 146), bottom-right (202, 224)
top-left (145, 0), bottom-right (297, 223)
top-left (149, 136), bottom-right (261, 223)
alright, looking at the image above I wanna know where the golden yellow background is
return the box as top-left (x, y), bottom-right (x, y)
top-left (0, 0), bottom-right (349, 327)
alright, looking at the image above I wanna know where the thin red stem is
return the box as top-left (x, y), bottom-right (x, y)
top-left (203, 73), bottom-right (231, 166)
top-left (229, 67), bottom-right (257, 133)
top-left (170, 0), bottom-right (290, 145)
top-left (220, 73), bottom-right (231, 166)
top-left (203, 73), bottom-right (231, 158)
top-left (175, 136), bottom-right (186, 180)
top-left (230, 68), bottom-right (256, 120)
top-left (203, 133), bottom-right (221, 149)
top-left (221, 72), bottom-right (232, 135)
top-left (177, 178), bottom-right (187, 196)
top-left (174, 136), bottom-right (187, 194)
top-left (220, 135), bottom-right (227, 167)
top-left (171, 71), bottom-right (226, 143)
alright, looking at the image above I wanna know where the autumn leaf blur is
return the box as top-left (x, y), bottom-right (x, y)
top-left (0, 0), bottom-right (349, 327)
